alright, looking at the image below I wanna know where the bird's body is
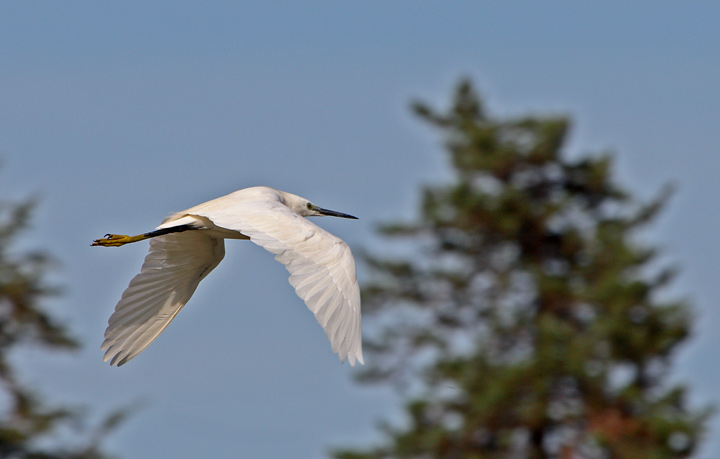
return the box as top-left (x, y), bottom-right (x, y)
top-left (93, 186), bottom-right (363, 367)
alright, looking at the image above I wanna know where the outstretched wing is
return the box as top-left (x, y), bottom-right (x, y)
top-left (189, 198), bottom-right (363, 366)
top-left (102, 231), bottom-right (225, 366)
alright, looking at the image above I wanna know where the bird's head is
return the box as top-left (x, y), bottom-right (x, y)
top-left (280, 191), bottom-right (358, 219)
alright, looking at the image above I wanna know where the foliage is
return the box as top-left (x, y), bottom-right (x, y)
top-left (0, 194), bottom-right (125, 458)
top-left (332, 80), bottom-right (712, 458)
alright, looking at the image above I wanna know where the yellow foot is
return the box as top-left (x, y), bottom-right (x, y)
top-left (91, 234), bottom-right (143, 247)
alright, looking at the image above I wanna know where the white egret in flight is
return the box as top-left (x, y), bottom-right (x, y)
top-left (92, 186), bottom-right (363, 367)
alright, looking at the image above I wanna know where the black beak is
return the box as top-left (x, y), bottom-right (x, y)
top-left (316, 206), bottom-right (358, 219)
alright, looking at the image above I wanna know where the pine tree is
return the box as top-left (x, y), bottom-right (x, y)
top-left (333, 80), bottom-right (712, 458)
top-left (0, 193), bottom-right (125, 458)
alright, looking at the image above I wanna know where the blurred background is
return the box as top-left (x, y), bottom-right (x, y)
top-left (0, 2), bottom-right (718, 457)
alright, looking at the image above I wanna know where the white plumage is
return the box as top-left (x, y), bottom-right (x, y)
top-left (95, 186), bottom-right (363, 367)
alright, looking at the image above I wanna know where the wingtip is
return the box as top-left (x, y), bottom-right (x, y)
top-left (341, 350), bottom-right (365, 367)
top-left (353, 351), bottom-right (365, 366)
top-left (102, 341), bottom-right (129, 367)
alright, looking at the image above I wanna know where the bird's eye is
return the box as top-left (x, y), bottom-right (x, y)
top-left (307, 203), bottom-right (313, 210)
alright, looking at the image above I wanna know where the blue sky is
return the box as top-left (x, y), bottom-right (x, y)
top-left (1, 2), bottom-right (719, 457)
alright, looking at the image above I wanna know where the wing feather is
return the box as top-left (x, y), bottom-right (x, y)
top-left (190, 198), bottom-right (363, 366)
top-left (102, 231), bottom-right (225, 366)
